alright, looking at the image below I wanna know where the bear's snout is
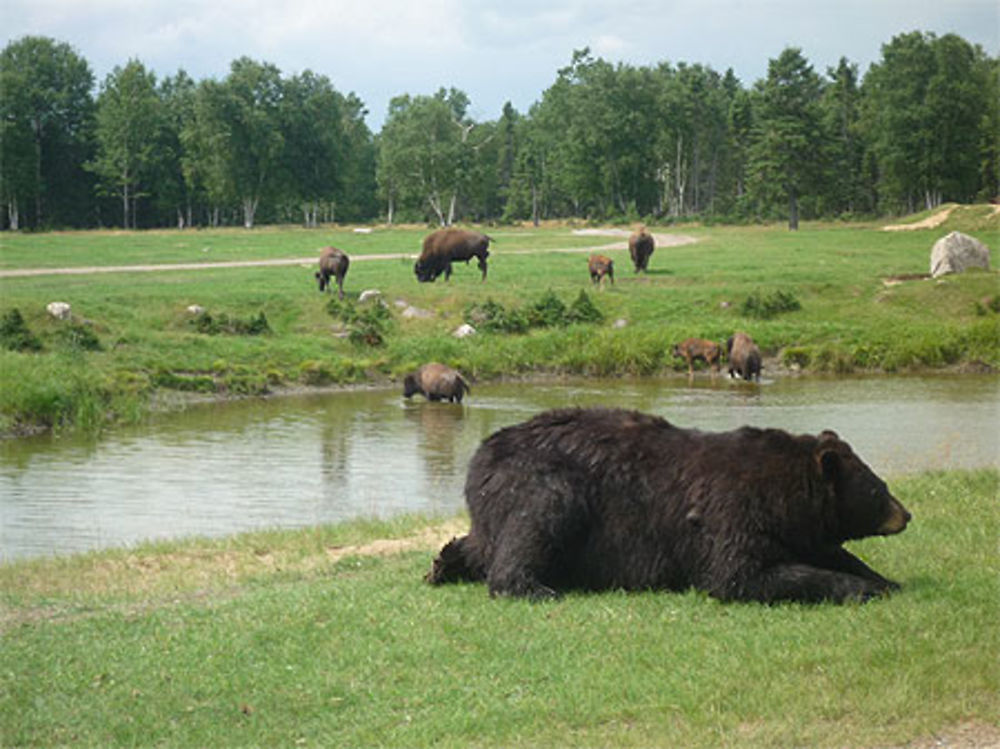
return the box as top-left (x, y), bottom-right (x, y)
top-left (877, 496), bottom-right (911, 535)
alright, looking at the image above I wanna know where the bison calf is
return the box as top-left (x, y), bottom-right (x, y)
top-left (673, 337), bottom-right (721, 376)
top-left (316, 247), bottom-right (350, 300)
top-left (727, 331), bottom-right (762, 381)
top-left (415, 228), bottom-right (491, 283)
top-left (426, 407), bottom-right (910, 604)
top-left (588, 254), bottom-right (614, 286)
top-left (402, 363), bottom-right (470, 403)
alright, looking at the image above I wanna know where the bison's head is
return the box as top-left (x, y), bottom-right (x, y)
top-left (315, 270), bottom-right (327, 292)
top-left (414, 261), bottom-right (433, 283)
top-left (402, 374), bottom-right (420, 398)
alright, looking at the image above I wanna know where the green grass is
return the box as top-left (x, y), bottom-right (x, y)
top-left (1, 217), bottom-right (998, 433)
top-left (1, 469), bottom-right (997, 748)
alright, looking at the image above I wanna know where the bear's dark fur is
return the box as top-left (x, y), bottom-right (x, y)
top-left (426, 407), bottom-right (911, 604)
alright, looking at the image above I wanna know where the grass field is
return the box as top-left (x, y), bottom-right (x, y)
top-left (1, 469), bottom-right (997, 748)
top-left (1, 208), bottom-right (997, 434)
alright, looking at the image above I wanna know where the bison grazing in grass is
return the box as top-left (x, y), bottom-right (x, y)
top-left (414, 228), bottom-right (492, 282)
top-left (316, 247), bottom-right (350, 299)
top-left (403, 363), bottom-right (471, 403)
top-left (426, 407), bottom-right (911, 604)
top-left (673, 337), bottom-right (722, 376)
top-left (588, 254), bottom-right (614, 286)
top-left (727, 331), bottom-right (762, 381)
top-left (628, 227), bottom-right (655, 273)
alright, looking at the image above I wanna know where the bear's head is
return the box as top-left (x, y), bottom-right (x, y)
top-left (815, 430), bottom-right (911, 542)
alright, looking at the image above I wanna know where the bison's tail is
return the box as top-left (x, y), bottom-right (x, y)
top-left (425, 535), bottom-right (482, 585)
top-left (458, 373), bottom-right (471, 395)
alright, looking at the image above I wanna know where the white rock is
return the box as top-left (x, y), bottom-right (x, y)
top-left (353, 227), bottom-right (373, 234)
top-left (612, 318), bottom-right (628, 329)
top-left (358, 289), bottom-right (382, 304)
top-left (186, 304), bottom-right (205, 315)
top-left (46, 302), bottom-right (71, 320)
top-left (930, 231), bottom-right (991, 278)
top-left (453, 323), bottom-right (477, 338)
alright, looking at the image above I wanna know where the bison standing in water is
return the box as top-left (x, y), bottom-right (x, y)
top-left (673, 337), bottom-right (722, 376)
top-left (588, 254), bottom-right (614, 286)
top-left (402, 363), bottom-right (471, 403)
top-left (315, 247), bottom-right (350, 299)
top-left (629, 227), bottom-right (655, 273)
top-left (414, 228), bottom-right (492, 282)
top-left (727, 331), bottom-right (762, 381)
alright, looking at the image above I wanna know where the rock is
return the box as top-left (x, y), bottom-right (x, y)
top-left (612, 318), bottom-right (628, 329)
top-left (401, 305), bottom-right (433, 319)
top-left (353, 227), bottom-right (373, 234)
top-left (930, 231), bottom-right (991, 278)
top-left (186, 304), bottom-right (205, 315)
top-left (358, 289), bottom-right (382, 304)
top-left (453, 323), bottom-right (476, 338)
top-left (46, 302), bottom-right (71, 320)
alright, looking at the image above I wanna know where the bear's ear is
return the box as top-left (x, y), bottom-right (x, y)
top-left (815, 431), bottom-right (842, 481)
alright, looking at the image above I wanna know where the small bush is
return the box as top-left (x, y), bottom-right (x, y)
top-left (328, 298), bottom-right (393, 347)
top-left (465, 291), bottom-right (604, 334)
top-left (1, 309), bottom-right (42, 352)
top-left (54, 323), bottom-right (102, 351)
top-left (191, 311), bottom-right (271, 336)
top-left (740, 290), bottom-right (802, 320)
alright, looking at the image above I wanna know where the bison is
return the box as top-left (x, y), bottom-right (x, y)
top-left (426, 407), bottom-right (911, 604)
top-left (414, 228), bottom-right (492, 283)
top-left (588, 254), bottom-right (615, 286)
top-left (673, 337), bottom-right (722, 376)
top-left (316, 247), bottom-right (350, 300)
top-left (402, 362), bottom-right (471, 403)
top-left (629, 227), bottom-right (655, 273)
top-left (727, 332), bottom-right (762, 381)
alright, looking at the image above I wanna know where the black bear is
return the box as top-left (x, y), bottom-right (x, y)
top-left (426, 408), bottom-right (910, 604)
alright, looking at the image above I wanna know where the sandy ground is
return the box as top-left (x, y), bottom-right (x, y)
top-left (0, 232), bottom-right (698, 278)
top-left (881, 206), bottom-right (957, 231)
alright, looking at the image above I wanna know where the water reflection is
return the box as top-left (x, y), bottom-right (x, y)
top-left (1, 374), bottom-right (997, 561)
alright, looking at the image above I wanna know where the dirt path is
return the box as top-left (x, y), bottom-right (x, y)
top-left (881, 205), bottom-right (957, 231)
top-left (0, 232), bottom-right (699, 278)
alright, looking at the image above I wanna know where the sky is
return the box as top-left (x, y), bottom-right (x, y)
top-left (3, 0), bottom-right (997, 129)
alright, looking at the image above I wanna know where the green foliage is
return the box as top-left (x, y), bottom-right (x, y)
top-left (466, 290), bottom-right (604, 334)
top-left (739, 289), bottom-right (802, 319)
top-left (327, 297), bottom-right (393, 347)
top-left (53, 322), bottom-right (102, 351)
top-left (0, 309), bottom-right (42, 351)
top-left (190, 310), bottom-right (271, 336)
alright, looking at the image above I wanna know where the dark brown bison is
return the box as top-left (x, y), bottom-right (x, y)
top-left (426, 407), bottom-right (910, 604)
top-left (402, 363), bottom-right (470, 403)
top-left (727, 331), bottom-right (762, 381)
top-left (414, 228), bottom-right (492, 282)
top-left (628, 227), bottom-right (655, 273)
top-left (673, 337), bottom-right (722, 376)
top-left (315, 247), bottom-right (350, 300)
top-left (588, 254), bottom-right (614, 286)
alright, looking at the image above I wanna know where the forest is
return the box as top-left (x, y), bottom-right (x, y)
top-left (1, 31), bottom-right (997, 231)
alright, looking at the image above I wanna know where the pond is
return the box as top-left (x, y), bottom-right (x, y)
top-left (2, 374), bottom-right (998, 562)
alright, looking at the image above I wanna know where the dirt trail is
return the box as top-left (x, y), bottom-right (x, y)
top-left (0, 232), bottom-right (699, 278)
top-left (881, 205), bottom-right (956, 231)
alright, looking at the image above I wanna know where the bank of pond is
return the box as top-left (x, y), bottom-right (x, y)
top-left (2, 373), bottom-right (997, 562)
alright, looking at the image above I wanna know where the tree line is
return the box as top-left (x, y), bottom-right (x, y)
top-left (1, 31), bottom-right (996, 231)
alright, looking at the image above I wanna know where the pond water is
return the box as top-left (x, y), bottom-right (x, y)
top-left (2, 374), bottom-right (998, 562)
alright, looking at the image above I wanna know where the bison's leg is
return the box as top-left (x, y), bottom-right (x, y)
top-left (478, 256), bottom-right (488, 281)
top-left (444, 262), bottom-right (453, 281)
top-left (725, 563), bottom-right (897, 604)
top-left (336, 275), bottom-right (345, 300)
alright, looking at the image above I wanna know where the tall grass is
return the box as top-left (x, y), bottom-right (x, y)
top-left (1, 470), bottom-right (996, 748)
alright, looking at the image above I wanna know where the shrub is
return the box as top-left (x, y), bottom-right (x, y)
top-left (464, 299), bottom-right (529, 334)
top-left (567, 290), bottom-right (604, 324)
top-left (740, 290), bottom-right (802, 320)
top-left (54, 323), bottom-right (102, 351)
top-left (328, 298), bottom-right (394, 347)
top-left (191, 311), bottom-right (271, 336)
top-left (466, 291), bottom-right (604, 334)
top-left (1, 309), bottom-right (42, 352)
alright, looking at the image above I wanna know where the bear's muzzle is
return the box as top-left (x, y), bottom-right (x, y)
top-left (877, 496), bottom-right (912, 535)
